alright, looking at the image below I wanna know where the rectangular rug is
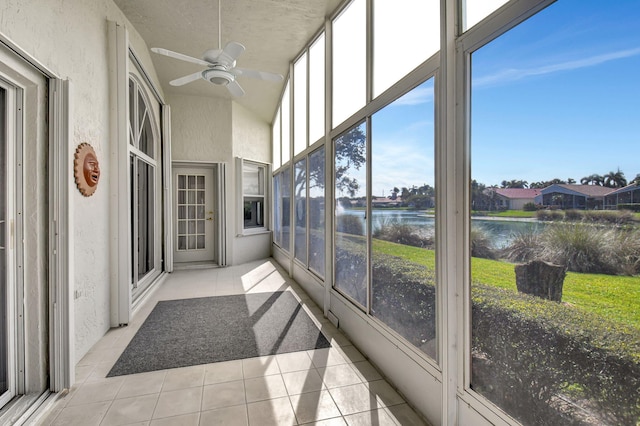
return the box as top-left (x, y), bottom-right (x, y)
top-left (107, 291), bottom-right (331, 377)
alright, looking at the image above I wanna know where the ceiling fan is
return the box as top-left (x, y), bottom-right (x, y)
top-left (150, 0), bottom-right (283, 97)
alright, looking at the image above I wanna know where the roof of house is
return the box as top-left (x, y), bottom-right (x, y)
top-left (606, 183), bottom-right (640, 195)
top-left (495, 188), bottom-right (542, 199)
top-left (541, 184), bottom-right (615, 197)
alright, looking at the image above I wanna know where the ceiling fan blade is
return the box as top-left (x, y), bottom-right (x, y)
top-left (226, 80), bottom-right (245, 97)
top-left (233, 67), bottom-right (284, 82)
top-left (169, 71), bottom-right (204, 86)
top-left (151, 47), bottom-right (211, 66)
top-left (217, 41), bottom-right (245, 66)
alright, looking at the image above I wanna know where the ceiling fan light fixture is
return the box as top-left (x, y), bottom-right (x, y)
top-left (202, 69), bottom-right (233, 86)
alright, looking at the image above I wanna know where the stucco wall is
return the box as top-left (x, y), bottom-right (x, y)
top-left (231, 102), bottom-right (272, 265)
top-left (1, 0), bottom-right (163, 361)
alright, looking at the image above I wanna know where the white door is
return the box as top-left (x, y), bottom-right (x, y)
top-left (173, 166), bottom-right (216, 263)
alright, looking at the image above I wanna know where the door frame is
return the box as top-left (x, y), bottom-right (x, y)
top-left (171, 161), bottom-right (227, 268)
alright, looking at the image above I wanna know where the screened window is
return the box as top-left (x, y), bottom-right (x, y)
top-left (371, 79), bottom-right (437, 360)
top-left (373, 0), bottom-right (439, 96)
top-left (462, 0), bottom-right (509, 31)
top-left (241, 160), bottom-right (266, 230)
top-left (281, 81), bottom-right (291, 164)
top-left (332, 0), bottom-right (366, 127)
top-left (470, 1), bottom-right (640, 423)
top-left (308, 146), bottom-right (325, 278)
top-left (294, 158), bottom-right (307, 263)
top-left (293, 53), bottom-right (307, 155)
top-left (308, 34), bottom-right (325, 144)
top-left (334, 122), bottom-right (367, 306)
top-left (272, 108), bottom-right (281, 169)
top-left (274, 167), bottom-right (291, 252)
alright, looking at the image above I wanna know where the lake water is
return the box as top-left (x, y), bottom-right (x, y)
top-left (339, 209), bottom-right (545, 248)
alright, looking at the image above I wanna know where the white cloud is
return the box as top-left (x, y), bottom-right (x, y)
top-left (473, 47), bottom-right (640, 88)
top-left (391, 87), bottom-right (434, 106)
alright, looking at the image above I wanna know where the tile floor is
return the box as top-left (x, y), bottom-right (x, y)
top-left (36, 259), bottom-right (429, 426)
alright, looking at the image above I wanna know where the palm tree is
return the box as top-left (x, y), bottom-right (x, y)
top-left (604, 169), bottom-right (627, 188)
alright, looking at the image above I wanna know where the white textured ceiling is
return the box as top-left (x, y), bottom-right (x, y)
top-left (114, 0), bottom-right (342, 123)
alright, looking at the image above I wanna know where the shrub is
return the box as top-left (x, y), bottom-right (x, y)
top-left (471, 228), bottom-right (498, 259)
top-left (501, 230), bottom-right (541, 262)
top-left (537, 209), bottom-right (564, 221)
top-left (583, 210), bottom-right (635, 225)
top-left (472, 284), bottom-right (640, 425)
top-left (336, 214), bottom-right (364, 235)
top-left (523, 202), bottom-right (537, 211)
top-left (373, 220), bottom-right (434, 249)
top-left (538, 223), bottom-right (617, 274)
top-left (618, 203), bottom-right (640, 213)
top-left (564, 209), bottom-right (583, 221)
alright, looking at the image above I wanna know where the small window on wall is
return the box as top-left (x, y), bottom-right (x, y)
top-left (238, 158), bottom-right (268, 233)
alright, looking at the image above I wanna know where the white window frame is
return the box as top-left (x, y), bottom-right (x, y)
top-left (236, 157), bottom-right (270, 236)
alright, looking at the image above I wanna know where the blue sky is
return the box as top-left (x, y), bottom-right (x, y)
top-left (471, 0), bottom-right (640, 186)
top-left (344, 0), bottom-right (640, 197)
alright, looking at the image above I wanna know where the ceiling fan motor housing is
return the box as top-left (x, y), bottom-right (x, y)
top-left (202, 68), bottom-right (234, 85)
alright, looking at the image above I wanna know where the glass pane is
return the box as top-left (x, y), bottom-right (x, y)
top-left (470, 2), bottom-right (640, 424)
top-left (281, 167), bottom-right (291, 251)
top-left (371, 79), bottom-right (437, 361)
top-left (188, 236), bottom-right (196, 250)
top-left (294, 158), bottom-right (307, 264)
top-left (197, 206), bottom-right (204, 219)
top-left (308, 146), bottom-right (325, 278)
top-left (188, 190), bottom-right (195, 204)
top-left (139, 113), bottom-right (154, 157)
top-left (333, 0), bottom-right (366, 127)
top-left (188, 206), bottom-right (195, 219)
top-left (281, 81), bottom-right (291, 164)
top-left (137, 160), bottom-right (155, 280)
top-left (178, 220), bottom-right (186, 234)
top-left (334, 122), bottom-right (367, 306)
top-left (197, 191), bottom-right (205, 204)
top-left (178, 190), bottom-right (186, 204)
top-left (273, 109), bottom-right (281, 169)
top-left (188, 220), bottom-right (196, 234)
top-left (178, 206), bottom-right (186, 220)
top-left (197, 235), bottom-right (205, 249)
top-left (309, 34), bottom-right (325, 145)
top-left (188, 175), bottom-right (196, 189)
top-left (178, 174), bottom-right (186, 189)
top-left (197, 175), bottom-right (204, 189)
top-left (293, 52), bottom-right (307, 155)
top-left (243, 197), bottom-right (265, 229)
top-left (197, 220), bottom-right (204, 234)
top-left (273, 173), bottom-right (283, 247)
top-left (243, 163), bottom-right (264, 195)
top-left (373, 0), bottom-right (439, 97)
top-left (463, 0), bottom-right (509, 31)
top-left (129, 79), bottom-right (135, 146)
top-left (178, 236), bottom-right (186, 250)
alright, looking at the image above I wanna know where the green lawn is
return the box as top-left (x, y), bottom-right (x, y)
top-left (373, 238), bottom-right (640, 330)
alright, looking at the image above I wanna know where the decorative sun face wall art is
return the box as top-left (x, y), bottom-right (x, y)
top-left (74, 143), bottom-right (101, 197)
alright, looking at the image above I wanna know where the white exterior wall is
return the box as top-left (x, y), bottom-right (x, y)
top-left (1, 0), bottom-right (163, 361)
top-left (231, 102), bottom-right (272, 265)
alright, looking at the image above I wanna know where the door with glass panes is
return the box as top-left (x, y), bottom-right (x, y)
top-left (173, 166), bottom-right (216, 263)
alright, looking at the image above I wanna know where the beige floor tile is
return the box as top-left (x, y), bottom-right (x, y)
top-left (66, 378), bottom-right (124, 406)
top-left (289, 390), bottom-right (342, 424)
top-left (74, 364), bottom-right (94, 384)
top-left (344, 408), bottom-right (397, 426)
top-left (384, 403), bottom-right (431, 425)
top-left (162, 365), bottom-right (205, 391)
top-left (201, 380), bottom-right (246, 411)
top-left (282, 369), bottom-right (325, 395)
top-left (242, 356), bottom-right (281, 378)
top-left (350, 361), bottom-right (383, 383)
top-left (318, 365), bottom-right (362, 389)
top-left (101, 393), bottom-right (158, 425)
top-left (276, 352), bottom-right (314, 373)
top-left (50, 401), bottom-right (111, 426)
top-left (244, 374), bottom-right (288, 403)
top-left (117, 370), bottom-right (166, 399)
top-left (246, 396), bottom-right (297, 426)
top-left (149, 412), bottom-right (200, 426)
top-left (204, 360), bottom-right (243, 385)
top-left (153, 387), bottom-right (202, 419)
top-left (301, 418), bottom-right (348, 426)
top-left (366, 380), bottom-right (405, 407)
top-left (307, 348), bottom-right (347, 368)
top-left (328, 383), bottom-right (382, 416)
top-left (199, 405), bottom-right (248, 426)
